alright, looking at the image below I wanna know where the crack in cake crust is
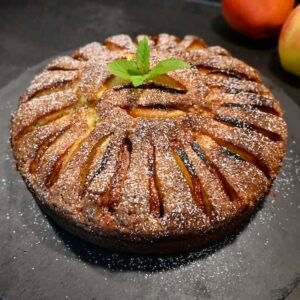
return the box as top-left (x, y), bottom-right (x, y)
top-left (10, 34), bottom-right (287, 253)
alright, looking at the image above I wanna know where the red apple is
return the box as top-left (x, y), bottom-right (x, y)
top-left (222, 0), bottom-right (295, 39)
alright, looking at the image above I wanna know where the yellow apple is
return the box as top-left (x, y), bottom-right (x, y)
top-left (279, 5), bottom-right (300, 76)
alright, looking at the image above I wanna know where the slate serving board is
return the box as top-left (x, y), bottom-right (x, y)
top-left (0, 1), bottom-right (300, 299)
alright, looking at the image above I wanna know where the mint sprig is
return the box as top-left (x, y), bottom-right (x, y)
top-left (107, 38), bottom-right (190, 87)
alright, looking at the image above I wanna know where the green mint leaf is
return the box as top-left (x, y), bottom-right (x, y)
top-left (136, 38), bottom-right (150, 74)
top-left (130, 75), bottom-right (147, 87)
top-left (106, 76), bottom-right (131, 88)
top-left (147, 59), bottom-right (190, 80)
top-left (127, 68), bottom-right (143, 76)
top-left (106, 39), bottom-right (190, 88)
top-left (107, 59), bottom-right (139, 79)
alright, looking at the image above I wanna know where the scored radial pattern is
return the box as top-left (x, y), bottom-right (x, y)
top-left (10, 34), bottom-right (287, 253)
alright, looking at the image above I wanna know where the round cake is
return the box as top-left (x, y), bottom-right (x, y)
top-left (11, 34), bottom-right (287, 254)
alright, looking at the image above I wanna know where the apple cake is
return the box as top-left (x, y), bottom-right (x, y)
top-left (10, 34), bottom-right (287, 254)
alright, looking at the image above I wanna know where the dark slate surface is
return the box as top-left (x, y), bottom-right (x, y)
top-left (0, 1), bottom-right (299, 299)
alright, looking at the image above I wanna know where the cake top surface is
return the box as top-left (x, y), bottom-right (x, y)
top-left (11, 34), bottom-right (287, 240)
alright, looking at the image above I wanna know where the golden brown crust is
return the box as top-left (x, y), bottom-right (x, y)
top-left (10, 34), bottom-right (287, 253)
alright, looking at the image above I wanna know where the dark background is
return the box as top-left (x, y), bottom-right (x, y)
top-left (0, 1), bottom-right (299, 299)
